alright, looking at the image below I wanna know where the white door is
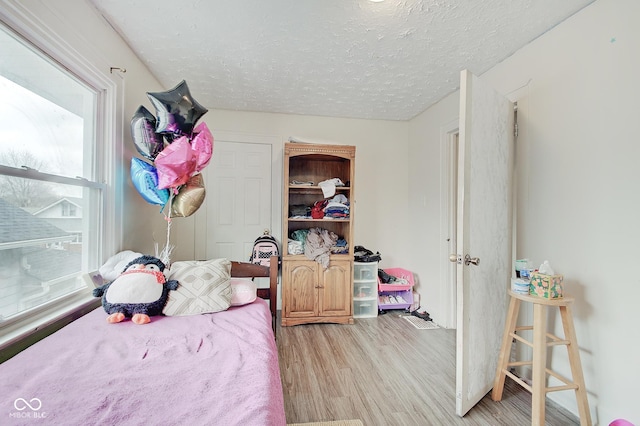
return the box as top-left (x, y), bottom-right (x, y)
top-left (455, 70), bottom-right (515, 416)
top-left (198, 141), bottom-right (272, 261)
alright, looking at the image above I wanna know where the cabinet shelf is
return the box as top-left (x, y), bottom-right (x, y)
top-left (288, 185), bottom-right (351, 191)
top-left (287, 218), bottom-right (351, 222)
top-left (282, 143), bottom-right (356, 326)
top-left (283, 253), bottom-right (351, 261)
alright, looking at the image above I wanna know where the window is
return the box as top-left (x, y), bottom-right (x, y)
top-left (0, 21), bottom-right (110, 335)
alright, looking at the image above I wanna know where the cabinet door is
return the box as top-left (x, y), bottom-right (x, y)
top-left (319, 260), bottom-right (352, 317)
top-left (283, 260), bottom-right (318, 318)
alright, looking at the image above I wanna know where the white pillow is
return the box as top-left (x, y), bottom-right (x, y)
top-left (99, 250), bottom-right (143, 282)
top-left (163, 258), bottom-right (232, 316)
top-left (230, 278), bottom-right (257, 306)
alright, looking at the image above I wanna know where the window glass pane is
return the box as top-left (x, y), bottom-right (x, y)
top-left (0, 27), bottom-right (95, 179)
top-left (0, 24), bottom-right (102, 323)
top-left (0, 180), bottom-right (100, 320)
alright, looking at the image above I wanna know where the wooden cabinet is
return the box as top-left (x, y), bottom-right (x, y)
top-left (281, 143), bottom-right (355, 326)
top-left (282, 259), bottom-right (352, 325)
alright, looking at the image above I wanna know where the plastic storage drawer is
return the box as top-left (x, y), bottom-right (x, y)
top-left (354, 281), bottom-right (377, 299)
top-left (353, 299), bottom-right (378, 318)
top-left (354, 261), bottom-right (378, 281)
top-left (353, 261), bottom-right (378, 318)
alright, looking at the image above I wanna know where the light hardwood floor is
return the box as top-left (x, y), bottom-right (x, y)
top-left (277, 310), bottom-right (580, 426)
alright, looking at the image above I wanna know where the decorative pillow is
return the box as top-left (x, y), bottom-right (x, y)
top-left (230, 278), bottom-right (257, 306)
top-left (163, 258), bottom-right (232, 316)
top-left (98, 250), bottom-right (143, 282)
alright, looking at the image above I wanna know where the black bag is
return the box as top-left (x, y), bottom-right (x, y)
top-left (353, 245), bottom-right (381, 263)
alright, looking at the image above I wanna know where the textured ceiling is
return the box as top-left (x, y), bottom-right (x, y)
top-left (90, 0), bottom-right (594, 121)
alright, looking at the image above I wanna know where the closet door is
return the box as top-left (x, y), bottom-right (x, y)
top-left (199, 141), bottom-right (272, 261)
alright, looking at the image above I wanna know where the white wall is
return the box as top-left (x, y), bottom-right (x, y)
top-left (1, 1), bottom-right (412, 268)
top-left (409, 0), bottom-right (639, 423)
top-left (169, 110), bottom-right (411, 267)
top-left (407, 92), bottom-right (459, 326)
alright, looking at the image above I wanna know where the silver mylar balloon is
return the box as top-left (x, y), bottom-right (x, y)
top-left (131, 105), bottom-right (164, 160)
top-left (147, 80), bottom-right (208, 139)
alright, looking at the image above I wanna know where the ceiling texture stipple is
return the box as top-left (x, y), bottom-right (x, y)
top-left (91, 0), bottom-right (595, 121)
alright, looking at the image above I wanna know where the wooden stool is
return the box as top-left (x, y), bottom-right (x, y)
top-left (491, 291), bottom-right (591, 426)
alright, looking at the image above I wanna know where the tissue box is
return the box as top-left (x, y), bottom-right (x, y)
top-left (529, 272), bottom-right (564, 298)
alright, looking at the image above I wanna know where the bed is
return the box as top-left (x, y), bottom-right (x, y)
top-left (0, 257), bottom-right (285, 426)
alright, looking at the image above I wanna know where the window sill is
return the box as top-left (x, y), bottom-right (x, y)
top-left (0, 294), bottom-right (101, 362)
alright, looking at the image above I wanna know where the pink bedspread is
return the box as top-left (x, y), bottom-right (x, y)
top-left (1, 299), bottom-right (286, 425)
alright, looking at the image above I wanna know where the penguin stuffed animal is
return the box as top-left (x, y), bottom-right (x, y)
top-left (93, 255), bottom-right (179, 324)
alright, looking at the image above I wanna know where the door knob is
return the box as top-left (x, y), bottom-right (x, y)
top-left (464, 254), bottom-right (480, 266)
top-left (449, 254), bottom-right (460, 263)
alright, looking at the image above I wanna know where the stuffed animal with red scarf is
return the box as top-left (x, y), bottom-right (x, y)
top-left (93, 255), bottom-right (179, 324)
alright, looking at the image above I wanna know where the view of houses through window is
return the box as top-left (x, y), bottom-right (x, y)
top-left (0, 24), bottom-right (103, 322)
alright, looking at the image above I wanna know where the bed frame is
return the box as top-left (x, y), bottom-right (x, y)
top-left (230, 255), bottom-right (278, 335)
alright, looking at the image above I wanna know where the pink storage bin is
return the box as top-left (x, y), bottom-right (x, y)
top-left (378, 289), bottom-right (413, 310)
top-left (378, 267), bottom-right (415, 291)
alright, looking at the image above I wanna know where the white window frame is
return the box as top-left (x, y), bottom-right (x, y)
top-left (0, 3), bottom-right (123, 349)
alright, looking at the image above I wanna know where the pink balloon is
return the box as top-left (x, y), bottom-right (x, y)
top-left (191, 122), bottom-right (214, 171)
top-left (154, 136), bottom-right (197, 189)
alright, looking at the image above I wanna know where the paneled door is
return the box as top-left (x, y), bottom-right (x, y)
top-left (455, 70), bottom-right (515, 416)
top-left (198, 141), bottom-right (272, 262)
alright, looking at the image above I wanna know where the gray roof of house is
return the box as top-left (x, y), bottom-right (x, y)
top-left (0, 198), bottom-right (71, 244)
top-left (22, 247), bottom-right (81, 282)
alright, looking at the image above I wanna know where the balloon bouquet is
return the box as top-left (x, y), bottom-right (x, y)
top-left (130, 80), bottom-right (213, 264)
